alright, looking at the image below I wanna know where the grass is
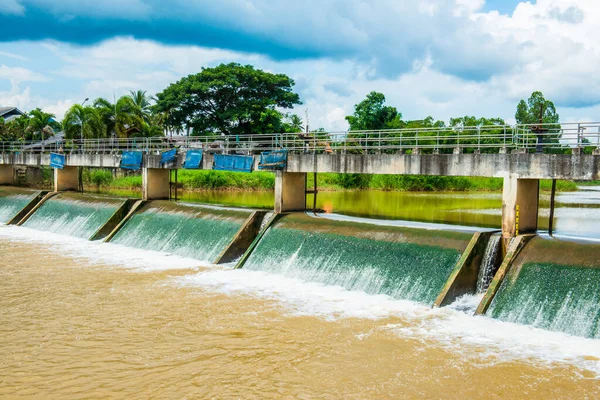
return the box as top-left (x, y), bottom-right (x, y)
top-left (81, 168), bottom-right (581, 193)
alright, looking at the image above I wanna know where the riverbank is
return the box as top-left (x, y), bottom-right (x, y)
top-left (81, 169), bottom-right (580, 193)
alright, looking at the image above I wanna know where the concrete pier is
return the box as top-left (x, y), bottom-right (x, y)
top-left (274, 171), bottom-right (306, 214)
top-left (0, 164), bottom-right (13, 185)
top-left (501, 176), bottom-right (539, 241)
top-left (53, 166), bottom-right (80, 192)
top-left (142, 168), bottom-right (170, 200)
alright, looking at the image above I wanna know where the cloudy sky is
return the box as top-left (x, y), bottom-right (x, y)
top-left (0, 0), bottom-right (598, 130)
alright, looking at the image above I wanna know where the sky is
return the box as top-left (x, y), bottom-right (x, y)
top-left (0, 0), bottom-right (598, 131)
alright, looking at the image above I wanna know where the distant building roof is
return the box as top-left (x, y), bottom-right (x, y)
top-left (0, 106), bottom-right (25, 120)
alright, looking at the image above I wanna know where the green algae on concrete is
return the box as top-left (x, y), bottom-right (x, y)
top-left (487, 237), bottom-right (600, 338)
top-left (22, 192), bottom-right (126, 239)
top-left (111, 201), bottom-right (252, 262)
top-left (243, 213), bottom-right (472, 305)
top-left (0, 187), bottom-right (40, 224)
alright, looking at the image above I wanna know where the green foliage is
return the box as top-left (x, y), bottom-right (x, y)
top-left (154, 63), bottom-right (301, 135)
top-left (62, 104), bottom-right (106, 139)
top-left (83, 169), bottom-right (113, 188)
top-left (515, 91), bottom-right (560, 125)
top-left (345, 92), bottom-right (401, 131)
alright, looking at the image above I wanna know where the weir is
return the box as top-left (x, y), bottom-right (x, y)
top-left (484, 237), bottom-right (600, 338)
top-left (240, 213), bottom-right (474, 305)
top-left (109, 201), bottom-right (254, 262)
top-left (0, 187), bottom-right (42, 224)
top-left (21, 193), bottom-right (128, 239)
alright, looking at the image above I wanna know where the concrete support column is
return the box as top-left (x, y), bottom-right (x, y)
top-left (53, 166), bottom-right (79, 192)
top-left (0, 164), bottom-right (14, 185)
top-left (274, 171), bottom-right (306, 213)
top-left (142, 168), bottom-right (170, 200)
top-left (502, 175), bottom-right (539, 241)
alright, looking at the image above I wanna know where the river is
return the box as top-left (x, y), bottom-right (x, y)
top-left (1, 227), bottom-right (600, 398)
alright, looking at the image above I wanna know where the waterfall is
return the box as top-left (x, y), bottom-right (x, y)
top-left (476, 233), bottom-right (502, 293)
top-left (243, 213), bottom-right (473, 305)
top-left (110, 201), bottom-right (251, 262)
top-left (22, 193), bottom-right (125, 239)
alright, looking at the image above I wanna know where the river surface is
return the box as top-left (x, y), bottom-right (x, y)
top-left (97, 186), bottom-right (600, 240)
top-left (2, 227), bottom-right (600, 399)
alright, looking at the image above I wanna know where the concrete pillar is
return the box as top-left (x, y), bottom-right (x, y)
top-left (0, 164), bottom-right (14, 185)
top-left (53, 166), bottom-right (79, 192)
top-left (274, 171), bottom-right (306, 213)
top-left (143, 168), bottom-right (170, 200)
top-left (502, 175), bottom-right (539, 241)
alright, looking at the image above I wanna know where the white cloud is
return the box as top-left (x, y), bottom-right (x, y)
top-left (2, 0), bottom-right (600, 126)
top-left (0, 64), bottom-right (47, 83)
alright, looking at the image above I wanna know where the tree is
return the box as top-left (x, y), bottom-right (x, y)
top-left (515, 91), bottom-right (561, 152)
top-left (515, 91), bottom-right (559, 125)
top-left (345, 92), bottom-right (401, 131)
top-left (154, 63), bottom-right (301, 135)
top-left (93, 97), bottom-right (135, 138)
top-left (62, 104), bottom-right (106, 139)
top-left (127, 90), bottom-right (152, 124)
top-left (288, 114), bottom-right (304, 132)
top-left (27, 108), bottom-right (56, 141)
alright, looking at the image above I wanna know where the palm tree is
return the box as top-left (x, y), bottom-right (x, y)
top-left (93, 97), bottom-right (135, 138)
top-left (128, 90), bottom-right (152, 124)
top-left (63, 104), bottom-right (105, 140)
top-left (27, 108), bottom-right (56, 142)
top-left (289, 114), bottom-right (304, 132)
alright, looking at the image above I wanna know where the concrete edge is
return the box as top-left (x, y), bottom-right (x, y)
top-left (433, 230), bottom-right (499, 308)
top-left (214, 210), bottom-right (269, 265)
top-left (6, 190), bottom-right (49, 225)
top-left (475, 234), bottom-right (536, 315)
top-left (15, 191), bottom-right (60, 226)
top-left (103, 200), bottom-right (146, 243)
top-left (234, 213), bottom-right (281, 270)
top-left (89, 199), bottom-right (137, 241)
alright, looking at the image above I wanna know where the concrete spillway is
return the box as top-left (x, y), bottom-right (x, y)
top-left (109, 201), bottom-right (253, 262)
top-left (2, 187), bottom-right (600, 339)
top-left (241, 213), bottom-right (474, 305)
top-left (0, 187), bottom-right (40, 224)
top-left (21, 193), bottom-right (126, 239)
top-left (486, 236), bottom-right (600, 338)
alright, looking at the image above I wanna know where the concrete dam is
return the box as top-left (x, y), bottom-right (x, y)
top-left (1, 183), bottom-right (599, 339)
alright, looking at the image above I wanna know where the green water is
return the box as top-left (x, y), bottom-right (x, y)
top-left (243, 214), bottom-right (468, 305)
top-left (93, 188), bottom-right (600, 239)
top-left (488, 263), bottom-right (600, 338)
top-left (22, 193), bottom-right (124, 239)
top-left (111, 201), bottom-right (250, 262)
top-left (0, 188), bottom-right (39, 224)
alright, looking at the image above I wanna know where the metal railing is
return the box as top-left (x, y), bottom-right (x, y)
top-left (1, 122), bottom-right (599, 156)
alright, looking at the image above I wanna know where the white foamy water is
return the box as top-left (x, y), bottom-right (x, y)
top-left (3, 223), bottom-right (600, 377)
top-left (179, 269), bottom-right (600, 376)
top-left (0, 225), bottom-right (202, 272)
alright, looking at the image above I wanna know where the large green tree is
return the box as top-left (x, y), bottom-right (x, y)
top-left (154, 63), bottom-right (301, 136)
top-left (345, 92), bottom-right (401, 131)
top-left (515, 91), bottom-right (559, 125)
top-left (515, 91), bottom-right (561, 152)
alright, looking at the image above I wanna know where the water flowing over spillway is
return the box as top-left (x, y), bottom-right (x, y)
top-left (0, 187), bottom-right (39, 224)
top-left (110, 201), bottom-right (250, 262)
top-left (243, 213), bottom-right (473, 305)
top-left (22, 193), bottom-right (125, 239)
top-left (476, 233), bottom-right (502, 293)
top-left (487, 237), bottom-right (600, 338)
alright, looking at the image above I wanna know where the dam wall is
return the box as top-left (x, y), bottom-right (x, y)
top-left (1, 186), bottom-right (599, 338)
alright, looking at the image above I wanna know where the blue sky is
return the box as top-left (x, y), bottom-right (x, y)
top-left (0, 0), bottom-right (598, 130)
